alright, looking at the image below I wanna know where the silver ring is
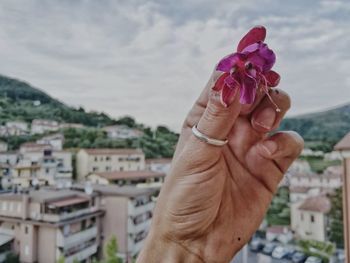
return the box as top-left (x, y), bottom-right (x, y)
top-left (191, 125), bottom-right (228, 147)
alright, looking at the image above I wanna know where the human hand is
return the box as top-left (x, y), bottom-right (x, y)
top-left (137, 35), bottom-right (303, 263)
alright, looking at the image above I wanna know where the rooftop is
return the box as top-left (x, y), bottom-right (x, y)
top-left (92, 170), bottom-right (165, 180)
top-left (0, 189), bottom-right (91, 203)
top-left (298, 195), bottom-right (331, 213)
top-left (334, 132), bottom-right (350, 151)
top-left (72, 184), bottom-right (157, 198)
top-left (82, 148), bottom-right (144, 155)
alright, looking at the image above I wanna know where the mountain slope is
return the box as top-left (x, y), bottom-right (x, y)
top-left (280, 103), bottom-right (350, 148)
top-left (0, 75), bottom-right (116, 127)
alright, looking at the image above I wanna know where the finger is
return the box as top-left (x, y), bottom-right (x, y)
top-left (257, 131), bottom-right (304, 172)
top-left (196, 81), bottom-right (241, 141)
top-left (183, 70), bottom-right (222, 129)
top-left (245, 131), bottom-right (304, 193)
top-left (240, 88), bottom-right (265, 115)
top-left (251, 89), bottom-right (291, 133)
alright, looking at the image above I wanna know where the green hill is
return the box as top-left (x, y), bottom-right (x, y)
top-left (0, 74), bottom-right (117, 127)
top-left (0, 74), bottom-right (178, 158)
top-left (280, 104), bottom-right (350, 151)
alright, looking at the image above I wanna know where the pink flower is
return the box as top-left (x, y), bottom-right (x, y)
top-left (214, 26), bottom-right (280, 111)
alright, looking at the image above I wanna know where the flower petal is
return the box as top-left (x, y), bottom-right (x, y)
top-left (264, 70), bottom-right (280, 87)
top-left (245, 43), bottom-right (276, 72)
top-left (212, 72), bottom-right (230, 91)
top-left (216, 53), bottom-right (241, 72)
top-left (221, 85), bottom-right (238, 107)
top-left (239, 76), bottom-right (257, 104)
top-left (237, 26), bottom-right (266, 52)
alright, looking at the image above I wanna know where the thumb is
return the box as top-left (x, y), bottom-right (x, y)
top-left (195, 74), bottom-right (241, 143)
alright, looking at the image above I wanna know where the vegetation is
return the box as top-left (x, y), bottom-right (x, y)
top-left (300, 156), bottom-right (341, 174)
top-left (280, 103), bottom-right (350, 152)
top-left (298, 239), bottom-right (335, 263)
top-left (329, 188), bottom-right (344, 248)
top-left (265, 187), bottom-right (290, 226)
top-left (4, 253), bottom-right (20, 263)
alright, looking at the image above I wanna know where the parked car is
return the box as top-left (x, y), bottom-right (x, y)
top-left (272, 246), bottom-right (289, 259)
top-left (262, 243), bottom-right (276, 255)
top-left (305, 256), bottom-right (322, 263)
top-left (249, 239), bottom-right (264, 252)
top-left (292, 251), bottom-right (307, 263)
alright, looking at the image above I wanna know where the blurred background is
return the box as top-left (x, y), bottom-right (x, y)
top-left (0, 0), bottom-right (349, 263)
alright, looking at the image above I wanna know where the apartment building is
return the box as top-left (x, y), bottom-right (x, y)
top-left (0, 142), bottom-right (8, 153)
top-left (102, 125), bottom-right (143, 140)
top-left (145, 158), bottom-right (172, 175)
top-left (289, 168), bottom-right (342, 189)
top-left (76, 149), bottom-right (145, 181)
top-left (36, 133), bottom-right (64, 151)
top-left (73, 184), bottom-right (156, 262)
top-left (291, 195), bottom-right (331, 242)
top-left (0, 144), bottom-right (73, 189)
top-left (0, 188), bottom-right (103, 263)
top-left (31, 119), bottom-right (59, 135)
top-left (87, 170), bottom-right (165, 188)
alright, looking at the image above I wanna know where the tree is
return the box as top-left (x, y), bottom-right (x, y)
top-left (4, 252), bottom-right (19, 263)
top-left (329, 188), bottom-right (344, 248)
top-left (105, 236), bottom-right (122, 263)
top-left (57, 256), bottom-right (65, 263)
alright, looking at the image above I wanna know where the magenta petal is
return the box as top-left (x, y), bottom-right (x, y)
top-left (221, 85), bottom-right (238, 107)
top-left (216, 53), bottom-right (242, 72)
top-left (224, 75), bottom-right (239, 88)
top-left (237, 26), bottom-right (266, 52)
top-left (239, 76), bottom-right (257, 104)
top-left (243, 42), bottom-right (276, 72)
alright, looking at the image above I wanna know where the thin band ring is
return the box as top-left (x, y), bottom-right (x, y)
top-left (191, 125), bottom-right (228, 147)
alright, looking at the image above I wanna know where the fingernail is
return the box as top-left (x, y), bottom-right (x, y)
top-left (260, 140), bottom-right (278, 155)
top-left (254, 107), bottom-right (276, 130)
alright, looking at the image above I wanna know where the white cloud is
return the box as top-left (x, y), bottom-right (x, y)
top-left (0, 0), bottom-right (349, 130)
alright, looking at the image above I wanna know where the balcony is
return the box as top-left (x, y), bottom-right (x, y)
top-left (128, 201), bottom-right (154, 216)
top-left (128, 218), bottom-right (152, 234)
top-left (42, 206), bottom-right (98, 222)
top-left (57, 226), bottom-right (98, 249)
top-left (64, 243), bottom-right (98, 263)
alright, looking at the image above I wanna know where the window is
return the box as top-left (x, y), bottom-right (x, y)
top-left (106, 166), bottom-right (111, 171)
top-left (45, 168), bottom-right (50, 174)
top-left (120, 167), bottom-right (124, 171)
top-left (100, 157), bottom-right (103, 161)
top-left (106, 156), bottom-right (111, 161)
top-left (300, 213), bottom-right (304, 221)
top-left (94, 157), bottom-right (98, 162)
top-left (311, 215), bottom-right (315, 223)
top-left (92, 167), bottom-right (98, 172)
top-left (25, 226), bottom-right (28, 234)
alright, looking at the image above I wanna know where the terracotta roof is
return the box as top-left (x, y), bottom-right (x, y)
top-left (298, 195), bottom-right (331, 213)
top-left (92, 170), bottom-right (165, 180)
top-left (334, 132), bottom-right (350, 150)
top-left (83, 148), bottom-right (143, 155)
top-left (145, 158), bottom-right (172, 164)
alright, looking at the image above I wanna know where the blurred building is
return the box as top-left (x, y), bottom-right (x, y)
top-left (289, 169), bottom-right (342, 189)
top-left (0, 188), bottom-right (103, 263)
top-left (102, 125), bottom-right (143, 140)
top-left (36, 133), bottom-right (64, 151)
top-left (291, 195), bottom-right (331, 242)
top-left (31, 119), bottom-right (59, 135)
top-left (145, 158), bottom-right (172, 175)
top-left (76, 148), bottom-right (145, 181)
top-left (0, 142), bottom-right (8, 153)
top-left (334, 132), bottom-right (350, 263)
top-left (87, 170), bottom-right (165, 188)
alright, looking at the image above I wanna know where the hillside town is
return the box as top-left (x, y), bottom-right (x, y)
top-left (0, 118), bottom-right (348, 263)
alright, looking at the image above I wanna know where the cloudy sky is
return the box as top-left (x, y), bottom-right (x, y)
top-left (0, 0), bottom-right (349, 131)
